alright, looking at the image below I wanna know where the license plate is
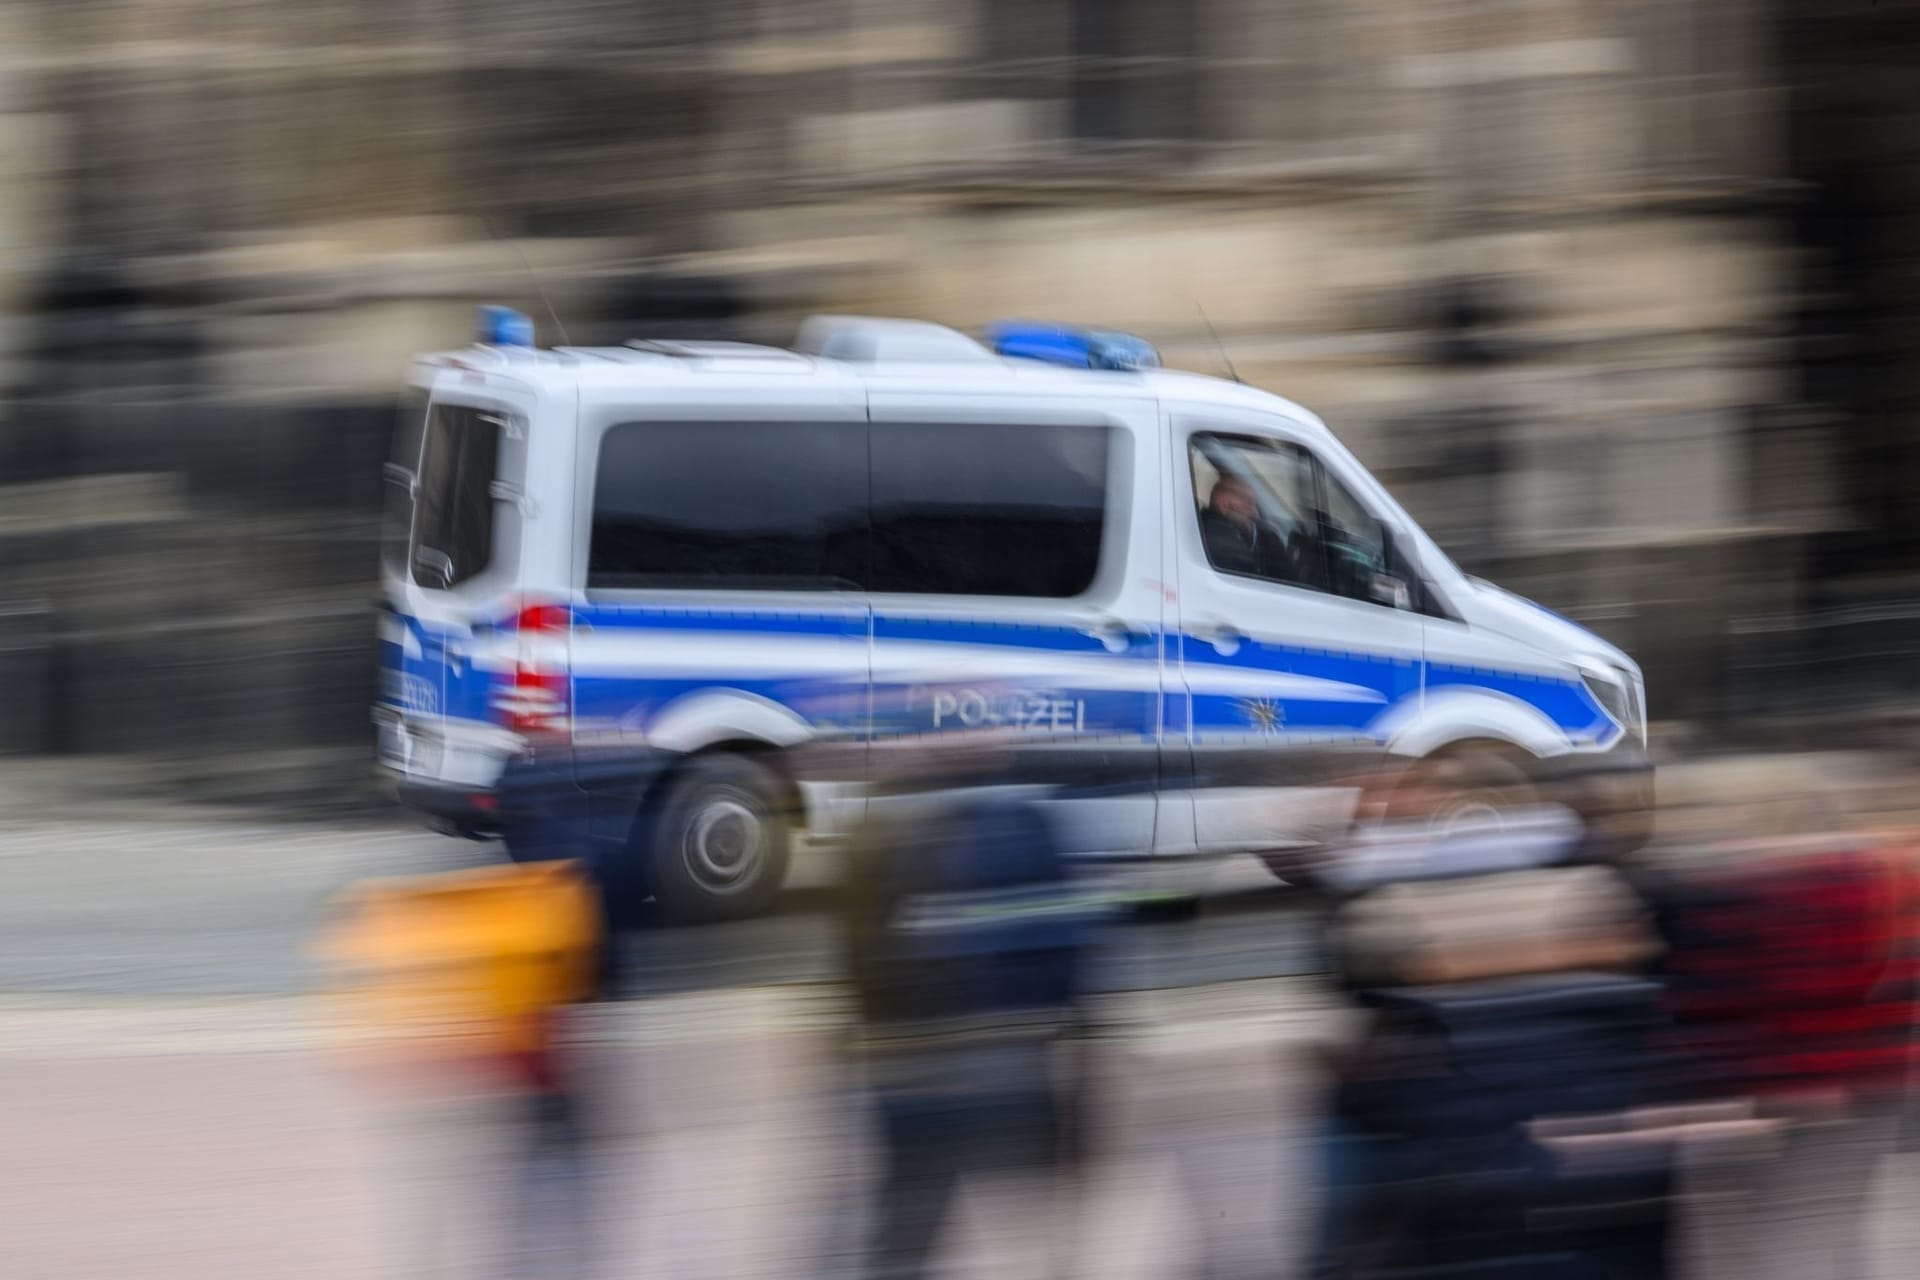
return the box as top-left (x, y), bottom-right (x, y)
top-left (376, 715), bottom-right (407, 767)
top-left (378, 717), bottom-right (442, 775)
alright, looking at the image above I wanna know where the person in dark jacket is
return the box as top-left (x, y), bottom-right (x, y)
top-left (842, 760), bottom-right (1103, 1280)
top-left (1198, 472), bottom-right (1301, 583)
top-left (1304, 760), bottom-right (1673, 1280)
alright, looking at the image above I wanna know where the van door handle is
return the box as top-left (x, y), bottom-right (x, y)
top-left (1083, 615), bottom-right (1137, 653)
top-left (1191, 619), bottom-right (1244, 654)
top-left (489, 480), bottom-right (539, 517)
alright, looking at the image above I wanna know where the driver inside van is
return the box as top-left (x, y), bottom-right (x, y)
top-left (1200, 473), bottom-right (1299, 583)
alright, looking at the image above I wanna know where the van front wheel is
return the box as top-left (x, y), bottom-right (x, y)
top-left (1259, 745), bottom-right (1541, 888)
top-left (648, 754), bottom-right (791, 924)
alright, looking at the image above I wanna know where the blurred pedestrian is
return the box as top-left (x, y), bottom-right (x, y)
top-left (320, 858), bottom-right (604, 1279)
top-left (1304, 758), bottom-right (1674, 1279)
top-left (1648, 770), bottom-right (1915, 1280)
top-left (841, 737), bottom-right (1103, 1280)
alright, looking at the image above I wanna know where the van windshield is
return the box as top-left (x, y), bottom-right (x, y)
top-left (410, 403), bottom-right (502, 590)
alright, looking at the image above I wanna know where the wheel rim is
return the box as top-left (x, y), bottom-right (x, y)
top-left (682, 789), bottom-right (766, 894)
top-left (1434, 795), bottom-right (1507, 838)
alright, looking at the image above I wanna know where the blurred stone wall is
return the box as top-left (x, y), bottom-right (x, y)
top-left (0, 0), bottom-right (1890, 773)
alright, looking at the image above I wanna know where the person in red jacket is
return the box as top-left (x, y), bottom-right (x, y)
top-left (1655, 795), bottom-right (1916, 1280)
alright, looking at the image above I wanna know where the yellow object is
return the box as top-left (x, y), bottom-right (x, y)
top-left (318, 860), bottom-right (600, 1069)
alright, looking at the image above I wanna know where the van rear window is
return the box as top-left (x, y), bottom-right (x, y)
top-left (410, 404), bottom-right (502, 589)
top-left (382, 389), bottom-right (428, 578)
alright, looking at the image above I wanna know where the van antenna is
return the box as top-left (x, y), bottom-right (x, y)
top-left (1190, 299), bottom-right (1240, 383)
top-left (481, 213), bottom-right (571, 347)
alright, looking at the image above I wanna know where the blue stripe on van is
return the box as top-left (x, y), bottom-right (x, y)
top-left (562, 605), bottom-right (1617, 749)
top-left (572, 672), bottom-right (864, 734)
top-left (874, 613), bottom-right (1154, 656)
top-left (578, 607), bottom-right (863, 638)
top-left (1427, 661), bottom-right (1619, 747)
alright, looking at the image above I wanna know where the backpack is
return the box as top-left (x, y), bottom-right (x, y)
top-left (847, 792), bottom-right (1096, 1074)
top-left (320, 859), bottom-right (601, 1089)
top-left (1331, 864), bottom-right (1658, 990)
top-left (1663, 844), bottom-right (1906, 1097)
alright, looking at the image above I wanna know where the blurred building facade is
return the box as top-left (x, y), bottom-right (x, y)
top-left (0, 0), bottom-right (1915, 773)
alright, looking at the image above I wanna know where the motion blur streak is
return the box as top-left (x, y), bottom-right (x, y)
top-left (7, 2), bottom-right (1920, 1278)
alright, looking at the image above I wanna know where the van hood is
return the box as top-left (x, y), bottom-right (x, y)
top-left (1457, 577), bottom-right (1639, 679)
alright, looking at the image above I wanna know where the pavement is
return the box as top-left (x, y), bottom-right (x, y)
top-left (0, 762), bottom-right (1342, 1279)
top-left (6, 977), bottom-right (1918, 1280)
top-left (0, 978), bottom-right (1353, 1280)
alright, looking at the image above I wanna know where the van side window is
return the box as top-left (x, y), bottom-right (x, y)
top-left (1189, 434), bottom-right (1398, 607)
top-left (870, 421), bottom-right (1111, 598)
top-left (1190, 434), bottom-right (1325, 590)
top-left (411, 403), bottom-right (503, 589)
top-left (590, 420), bottom-right (868, 590)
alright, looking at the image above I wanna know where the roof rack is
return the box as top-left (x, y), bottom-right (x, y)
top-left (793, 316), bottom-right (995, 365)
top-left (622, 338), bottom-right (800, 361)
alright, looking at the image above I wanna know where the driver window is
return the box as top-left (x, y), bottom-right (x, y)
top-left (1190, 433), bottom-right (1407, 609)
top-left (1190, 434), bottom-right (1327, 590)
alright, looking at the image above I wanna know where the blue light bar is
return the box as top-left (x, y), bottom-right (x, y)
top-left (476, 305), bottom-right (535, 348)
top-left (987, 322), bottom-right (1160, 372)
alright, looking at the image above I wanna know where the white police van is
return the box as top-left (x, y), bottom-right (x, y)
top-left (376, 309), bottom-right (1647, 920)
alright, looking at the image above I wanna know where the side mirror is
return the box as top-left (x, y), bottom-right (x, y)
top-left (1369, 572), bottom-right (1412, 611)
top-left (412, 546), bottom-right (455, 589)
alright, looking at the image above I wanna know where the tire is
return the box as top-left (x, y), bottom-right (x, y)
top-left (1357, 744), bottom-right (1539, 848)
top-left (644, 754), bottom-right (792, 924)
top-left (1269, 745), bottom-right (1541, 888)
top-left (1411, 744), bottom-right (1539, 838)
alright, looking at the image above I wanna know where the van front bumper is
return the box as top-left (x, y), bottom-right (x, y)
top-left (1545, 741), bottom-right (1656, 852)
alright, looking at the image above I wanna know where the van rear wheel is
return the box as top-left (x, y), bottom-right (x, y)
top-left (647, 754), bottom-right (791, 924)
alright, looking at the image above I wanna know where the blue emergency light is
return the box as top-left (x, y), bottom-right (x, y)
top-left (477, 305), bottom-right (535, 348)
top-left (987, 321), bottom-right (1160, 372)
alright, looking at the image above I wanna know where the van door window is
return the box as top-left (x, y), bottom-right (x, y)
top-left (1190, 433), bottom-right (1406, 608)
top-left (869, 421), bottom-right (1111, 597)
top-left (411, 403), bottom-right (503, 589)
top-left (1190, 434), bottom-right (1323, 589)
top-left (589, 420), bottom-right (868, 590)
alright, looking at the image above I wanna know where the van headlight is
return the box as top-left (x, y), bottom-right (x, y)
top-left (1580, 666), bottom-right (1643, 742)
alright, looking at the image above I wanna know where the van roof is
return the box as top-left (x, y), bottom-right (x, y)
top-left (411, 316), bottom-right (1333, 438)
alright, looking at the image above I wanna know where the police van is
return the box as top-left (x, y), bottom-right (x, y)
top-left (376, 309), bottom-right (1648, 921)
